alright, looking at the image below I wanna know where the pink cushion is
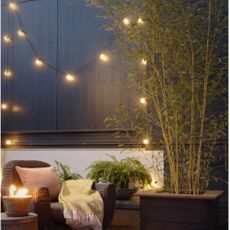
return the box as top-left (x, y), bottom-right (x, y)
top-left (16, 166), bottom-right (61, 201)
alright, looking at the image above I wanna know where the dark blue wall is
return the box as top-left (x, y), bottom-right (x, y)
top-left (1, 0), bottom-right (133, 132)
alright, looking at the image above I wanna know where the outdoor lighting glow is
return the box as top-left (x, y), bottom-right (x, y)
top-left (140, 97), bottom-right (147, 105)
top-left (9, 185), bottom-right (16, 196)
top-left (3, 69), bottom-right (13, 77)
top-left (17, 29), bottom-right (27, 38)
top-left (65, 73), bottom-right (75, 82)
top-left (141, 58), bottom-right (147, 66)
top-left (1, 103), bottom-right (8, 110)
top-left (137, 17), bottom-right (144, 25)
top-left (3, 35), bottom-right (12, 43)
top-left (5, 139), bottom-right (13, 146)
top-left (34, 58), bottom-right (44, 67)
top-left (99, 53), bottom-right (109, 62)
top-left (8, 2), bottom-right (18, 11)
top-left (123, 18), bottom-right (130, 26)
top-left (15, 188), bottom-right (28, 197)
top-left (143, 139), bottom-right (149, 145)
top-left (12, 105), bottom-right (21, 112)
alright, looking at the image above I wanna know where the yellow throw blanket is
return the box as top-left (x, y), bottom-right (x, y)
top-left (59, 179), bottom-right (104, 230)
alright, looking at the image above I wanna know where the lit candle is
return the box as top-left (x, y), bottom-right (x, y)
top-left (3, 185), bottom-right (32, 217)
top-left (9, 185), bottom-right (16, 196)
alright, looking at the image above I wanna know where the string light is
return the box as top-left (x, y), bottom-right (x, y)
top-left (5, 139), bottom-right (13, 146)
top-left (99, 53), bottom-right (109, 62)
top-left (17, 29), bottom-right (27, 38)
top-left (123, 18), bottom-right (130, 26)
top-left (1, 103), bottom-right (8, 110)
top-left (8, 2), bottom-right (18, 11)
top-left (34, 58), bottom-right (44, 67)
top-left (3, 35), bottom-right (12, 43)
top-left (3, 69), bottom-right (13, 77)
top-left (65, 73), bottom-right (75, 82)
top-left (141, 58), bottom-right (147, 66)
top-left (137, 17), bottom-right (144, 25)
top-left (143, 139), bottom-right (149, 145)
top-left (140, 97), bottom-right (147, 105)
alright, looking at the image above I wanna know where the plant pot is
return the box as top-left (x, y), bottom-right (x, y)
top-left (137, 190), bottom-right (223, 230)
top-left (116, 188), bottom-right (137, 200)
top-left (3, 195), bottom-right (32, 217)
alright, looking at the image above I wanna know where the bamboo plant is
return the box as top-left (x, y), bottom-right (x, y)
top-left (86, 0), bottom-right (227, 194)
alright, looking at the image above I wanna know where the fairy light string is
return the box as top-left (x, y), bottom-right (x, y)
top-left (2, 0), bottom-right (149, 145)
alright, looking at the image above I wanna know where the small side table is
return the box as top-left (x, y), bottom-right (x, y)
top-left (1, 212), bottom-right (38, 230)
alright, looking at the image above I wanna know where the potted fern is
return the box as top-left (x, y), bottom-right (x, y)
top-left (87, 156), bottom-right (151, 200)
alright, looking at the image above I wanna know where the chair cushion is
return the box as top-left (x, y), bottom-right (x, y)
top-left (50, 202), bottom-right (66, 224)
top-left (16, 166), bottom-right (61, 201)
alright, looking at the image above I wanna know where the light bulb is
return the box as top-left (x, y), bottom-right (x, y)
top-left (65, 73), bottom-right (75, 82)
top-left (3, 69), bottom-right (13, 77)
top-left (1, 103), bottom-right (8, 110)
top-left (17, 29), bottom-right (27, 38)
top-left (141, 58), bottom-right (147, 66)
top-left (143, 139), bottom-right (149, 145)
top-left (34, 58), bottom-right (44, 67)
top-left (5, 139), bottom-right (13, 146)
top-left (123, 18), bottom-right (130, 26)
top-left (140, 97), bottom-right (147, 105)
top-left (99, 53), bottom-right (109, 62)
top-left (8, 2), bottom-right (18, 11)
top-left (3, 35), bottom-right (12, 43)
top-left (137, 17), bottom-right (144, 25)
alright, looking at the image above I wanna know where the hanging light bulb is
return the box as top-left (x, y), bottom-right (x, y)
top-left (140, 97), bottom-right (147, 105)
top-left (17, 29), bottom-right (27, 38)
top-left (3, 69), bottom-right (13, 77)
top-left (5, 139), bottom-right (13, 146)
top-left (8, 2), bottom-right (18, 11)
top-left (3, 35), bottom-right (12, 43)
top-left (143, 139), bottom-right (149, 145)
top-left (65, 73), bottom-right (75, 82)
top-left (99, 53), bottom-right (109, 62)
top-left (123, 18), bottom-right (130, 26)
top-left (141, 58), bottom-right (147, 66)
top-left (137, 17), bottom-right (144, 25)
top-left (34, 58), bottom-right (44, 67)
top-left (1, 103), bottom-right (8, 110)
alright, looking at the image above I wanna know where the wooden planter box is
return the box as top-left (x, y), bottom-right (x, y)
top-left (137, 190), bottom-right (223, 230)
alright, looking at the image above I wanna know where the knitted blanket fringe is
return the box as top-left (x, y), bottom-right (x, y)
top-left (64, 208), bottom-right (102, 230)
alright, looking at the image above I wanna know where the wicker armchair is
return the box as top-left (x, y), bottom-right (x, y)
top-left (1, 160), bottom-right (116, 230)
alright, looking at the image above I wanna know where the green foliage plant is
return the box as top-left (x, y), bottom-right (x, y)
top-left (55, 160), bottom-right (82, 183)
top-left (87, 156), bottom-right (152, 191)
top-left (86, 0), bottom-right (227, 194)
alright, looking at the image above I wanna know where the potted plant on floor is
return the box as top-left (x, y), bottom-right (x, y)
top-left (87, 156), bottom-right (151, 200)
top-left (85, 0), bottom-right (227, 229)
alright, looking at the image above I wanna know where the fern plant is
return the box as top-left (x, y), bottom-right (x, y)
top-left (87, 156), bottom-right (151, 191)
top-left (55, 160), bottom-right (82, 183)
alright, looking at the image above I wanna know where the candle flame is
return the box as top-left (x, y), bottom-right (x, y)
top-left (9, 185), bottom-right (28, 197)
top-left (9, 185), bottom-right (16, 196)
top-left (16, 188), bottom-right (28, 197)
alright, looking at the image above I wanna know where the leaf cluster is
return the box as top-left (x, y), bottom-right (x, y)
top-left (87, 156), bottom-right (152, 190)
top-left (55, 160), bottom-right (82, 183)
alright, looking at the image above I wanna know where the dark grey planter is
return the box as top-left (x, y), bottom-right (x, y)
top-left (137, 190), bottom-right (223, 230)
